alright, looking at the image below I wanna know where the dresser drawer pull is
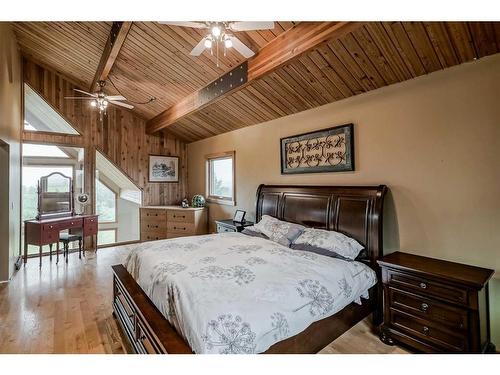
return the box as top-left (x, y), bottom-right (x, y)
top-left (419, 282), bottom-right (427, 289)
top-left (173, 215), bottom-right (185, 219)
top-left (420, 303), bottom-right (429, 312)
top-left (422, 326), bottom-right (430, 336)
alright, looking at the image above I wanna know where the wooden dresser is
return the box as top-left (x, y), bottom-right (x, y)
top-left (140, 206), bottom-right (207, 241)
top-left (378, 252), bottom-right (495, 353)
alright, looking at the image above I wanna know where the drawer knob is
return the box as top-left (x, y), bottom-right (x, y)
top-left (419, 282), bottom-right (427, 289)
top-left (422, 326), bottom-right (430, 336)
top-left (421, 303), bottom-right (429, 312)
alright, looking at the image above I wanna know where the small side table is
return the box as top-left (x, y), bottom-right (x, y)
top-left (215, 219), bottom-right (254, 233)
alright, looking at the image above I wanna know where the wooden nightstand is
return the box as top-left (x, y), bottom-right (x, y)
top-left (377, 252), bottom-right (495, 353)
top-left (215, 219), bottom-right (254, 233)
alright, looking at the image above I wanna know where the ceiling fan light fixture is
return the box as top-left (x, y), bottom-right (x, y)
top-left (211, 25), bottom-right (221, 38)
top-left (204, 38), bottom-right (213, 49)
top-left (90, 100), bottom-right (97, 107)
top-left (224, 38), bottom-right (232, 48)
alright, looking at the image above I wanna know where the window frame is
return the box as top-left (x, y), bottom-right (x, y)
top-left (95, 177), bottom-right (118, 224)
top-left (205, 151), bottom-right (235, 206)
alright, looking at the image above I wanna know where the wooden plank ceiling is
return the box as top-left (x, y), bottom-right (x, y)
top-left (12, 21), bottom-right (500, 142)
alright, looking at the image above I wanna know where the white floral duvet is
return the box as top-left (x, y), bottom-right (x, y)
top-left (123, 232), bottom-right (377, 354)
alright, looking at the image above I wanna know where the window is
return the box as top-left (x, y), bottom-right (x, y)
top-left (98, 229), bottom-right (117, 246)
top-left (23, 143), bottom-right (69, 158)
top-left (95, 179), bottom-right (117, 223)
top-left (206, 151), bottom-right (235, 205)
top-left (24, 83), bottom-right (79, 135)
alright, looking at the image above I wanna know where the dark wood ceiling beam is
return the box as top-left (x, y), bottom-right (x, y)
top-left (90, 21), bottom-right (132, 91)
top-left (146, 22), bottom-right (362, 134)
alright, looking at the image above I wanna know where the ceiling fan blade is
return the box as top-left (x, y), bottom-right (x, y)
top-left (229, 36), bottom-right (255, 58)
top-left (73, 88), bottom-right (97, 97)
top-left (229, 21), bottom-right (275, 32)
top-left (64, 96), bottom-right (94, 100)
top-left (190, 38), bottom-right (208, 56)
top-left (109, 100), bottom-right (134, 110)
top-left (158, 21), bottom-right (208, 29)
top-left (105, 95), bottom-right (127, 101)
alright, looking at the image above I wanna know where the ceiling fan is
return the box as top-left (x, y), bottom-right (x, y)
top-left (64, 80), bottom-right (134, 115)
top-left (159, 21), bottom-right (275, 61)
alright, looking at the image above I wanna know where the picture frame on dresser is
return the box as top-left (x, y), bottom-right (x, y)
top-left (148, 155), bottom-right (179, 183)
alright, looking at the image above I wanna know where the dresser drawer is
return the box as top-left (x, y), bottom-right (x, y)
top-left (141, 232), bottom-right (167, 242)
top-left (115, 283), bottom-right (135, 332)
top-left (135, 319), bottom-right (158, 354)
top-left (387, 270), bottom-right (468, 305)
top-left (41, 230), bottom-right (58, 245)
top-left (84, 223), bottom-right (98, 236)
top-left (42, 223), bottom-right (58, 231)
top-left (167, 222), bottom-right (195, 235)
top-left (389, 287), bottom-right (467, 331)
top-left (84, 216), bottom-right (98, 226)
top-left (141, 209), bottom-right (167, 221)
top-left (167, 210), bottom-right (194, 224)
top-left (389, 308), bottom-right (467, 352)
top-left (141, 221), bottom-right (166, 231)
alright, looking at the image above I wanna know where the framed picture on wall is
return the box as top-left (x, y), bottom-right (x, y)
top-left (280, 123), bottom-right (354, 174)
top-left (148, 155), bottom-right (179, 183)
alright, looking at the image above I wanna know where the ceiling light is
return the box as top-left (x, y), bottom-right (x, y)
top-left (224, 38), bottom-right (232, 48)
top-left (211, 25), bottom-right (221, 38)
top-left (204, 38), bottom-right (212, 49)
top-left (90, 100), bottom-right (97, 107)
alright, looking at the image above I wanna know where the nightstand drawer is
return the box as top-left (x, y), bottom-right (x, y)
top-left (389, 287), bottom-right (467, 331)
top-left (216, 223), bottom-right (235, 233)
top-left (387, 270), bottom-right (468, 305)
top-left (389, 308), bottom-right (467, 352)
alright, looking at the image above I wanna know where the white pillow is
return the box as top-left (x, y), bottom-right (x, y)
top-left (292, 228), bottom-right (364, 260)
top-left (254, 215), bottom-right (305, 247)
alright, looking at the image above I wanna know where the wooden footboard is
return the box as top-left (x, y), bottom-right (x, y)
top-left (112, 264), bottom-right (192, 354)
top-left (112, 263), bottom-right (378, 354)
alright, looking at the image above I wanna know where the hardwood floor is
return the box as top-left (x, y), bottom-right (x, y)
top-left (0, 246), bottom-right (408, 354)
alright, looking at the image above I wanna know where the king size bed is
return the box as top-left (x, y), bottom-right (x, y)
top-left (112, 184), bottom-right (387, 354)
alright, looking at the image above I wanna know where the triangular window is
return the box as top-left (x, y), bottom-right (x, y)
top-left (24, 84), bottom-right (79, 135)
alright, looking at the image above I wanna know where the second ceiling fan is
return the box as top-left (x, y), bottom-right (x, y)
top-left (159, 21), bottom-right (274, 62)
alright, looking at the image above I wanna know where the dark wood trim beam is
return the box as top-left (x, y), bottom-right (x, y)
top-left (90, 21), bottom-right (132, 91)
top-left (146, 22), bottom-right (361, 134)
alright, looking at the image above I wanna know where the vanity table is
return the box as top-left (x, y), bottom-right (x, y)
top-left (23, 171), bottom-right (98, 267)
top-left (24, 215), bottom-right (98, 266)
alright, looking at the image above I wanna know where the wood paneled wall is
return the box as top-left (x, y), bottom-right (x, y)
top-left (22, 58), bottom-right (188, 209)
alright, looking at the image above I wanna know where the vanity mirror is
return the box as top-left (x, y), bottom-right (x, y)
top-left (36, 172), bottom-right (74, 220)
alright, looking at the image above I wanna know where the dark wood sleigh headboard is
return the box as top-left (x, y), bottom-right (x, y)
top-left (255, 184), bottom-right (388, 268)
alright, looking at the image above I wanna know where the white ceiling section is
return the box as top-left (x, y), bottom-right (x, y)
top-left (95, 150), bottom-right (142, 205)
top-left (24, 84), bottom-right (79, 135)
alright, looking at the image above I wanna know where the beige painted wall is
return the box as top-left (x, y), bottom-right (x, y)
top-left (188, 53), bottom-right (500, 345)
top-left (0, 23), bottom-right (22, 281)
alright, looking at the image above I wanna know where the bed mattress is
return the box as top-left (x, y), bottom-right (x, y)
top-left (123, 232), bottom-right (377, 354)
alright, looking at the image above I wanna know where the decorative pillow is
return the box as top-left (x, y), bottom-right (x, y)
top-left (290, 243), bottom-right (353, 261)
top-left (254, 215), bottom-right (305, 247)
top-left (241, 226), bottom-right (269, 239)
top-left (292, 228), bottom-right (364, 260)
